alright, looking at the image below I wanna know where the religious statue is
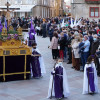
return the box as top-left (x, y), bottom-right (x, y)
top-left (9, 26), bottom-right (14, 31)
top-left (17, 27), bottom-right (22, 36)
top-left (1, 27), bottom-right (7, 36)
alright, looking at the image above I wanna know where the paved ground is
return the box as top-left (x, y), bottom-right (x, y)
top-left (0, 35), bottom-right (100, 100)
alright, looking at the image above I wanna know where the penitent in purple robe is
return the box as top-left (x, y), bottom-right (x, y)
top-left (0, 21), bottom-right (3, 33)
top-left (53, 66), bottom-right (63, 99)
top-left (28, 20), bottom-right (36, 46)
top-left (28, 35), bottom-right (35, 46)
top-left (87, 67), bottom-right (95, 92)
top-left (31, 50), bottom-right (41, 78)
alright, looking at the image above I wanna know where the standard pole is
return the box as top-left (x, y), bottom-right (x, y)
top-left (7, 2), bottom-right (9, 33)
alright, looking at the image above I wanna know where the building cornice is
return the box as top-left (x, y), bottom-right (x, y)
top-left (71, 3), bottom-right (85, 4)
top-left (34, 4), bottom-right (51, 8)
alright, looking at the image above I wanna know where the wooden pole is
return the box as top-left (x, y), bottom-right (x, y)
top-left (88, 69), bottom-right (89, 94)
top-left (24, 55), bottom-right (27, 80)
top-left (7, 2), bottom-right (9, 33)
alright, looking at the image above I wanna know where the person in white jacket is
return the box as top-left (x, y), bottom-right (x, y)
top-left (83, 55), bottom-right (99, 94)
top-left (71, 36), bottom-right (80, 70)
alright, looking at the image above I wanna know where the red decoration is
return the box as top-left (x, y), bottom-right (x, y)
top-left (11, 42), bottom-right (15, 45)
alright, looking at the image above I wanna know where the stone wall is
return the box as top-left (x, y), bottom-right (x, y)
top-left (32, 0), bottom-right (55, 18)
top-left (71, 0), bottom-right (100, 21)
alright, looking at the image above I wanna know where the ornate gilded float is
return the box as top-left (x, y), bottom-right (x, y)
top-left (0, 27), bottom-right (32, 82)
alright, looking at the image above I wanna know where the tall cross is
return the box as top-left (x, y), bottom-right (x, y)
top-left (5, 2), bottom-right (11, 12)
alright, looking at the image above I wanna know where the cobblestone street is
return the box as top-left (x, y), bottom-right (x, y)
top-left (0, 35), bottom-right (100, 100)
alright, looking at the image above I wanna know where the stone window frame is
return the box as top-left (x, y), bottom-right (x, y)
top-left (89, 7), bottom-right (99, 18)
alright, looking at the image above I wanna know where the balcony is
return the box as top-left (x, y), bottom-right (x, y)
top-left (85, 0), bottom-right (100, 3)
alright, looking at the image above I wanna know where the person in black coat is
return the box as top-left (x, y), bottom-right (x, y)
top-left (67, 33), bottom-right (74, 64)
top-left (95, 50), bottom-right (100, 76)
top-left (91, 37), bottom-right (100, 76)
top-left (58, 32), bottom-right (66, 60)
top-left (41, 21), bottom-right (47, 38)
top-left (48, 26), bottom-right (54, 41)
top-left (91, 37), bottom-right (100, 55)
top-left (88, 31), bottom-right (93, 55)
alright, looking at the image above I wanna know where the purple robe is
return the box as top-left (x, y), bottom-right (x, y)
top-left (0, 21), bottom-right (3, 33)
top-left (28, 35), bottom-right (35, 46)
top-left (31, 50), bottom-right (41, 78)
top-left (28, 20), bottom-right (36, 46)
top-left (87, 67), bottom-right (95, 92)
top-left (53, 66), bottom-right (63, 99)
top-left (5, 18), bottom-right (7, 29)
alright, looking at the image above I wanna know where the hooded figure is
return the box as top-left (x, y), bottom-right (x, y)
top-left (30, 43), bottom-right (46, 78)
top-left (47, 59), bottom-right (70, 99)
top-left (0, 20), bottom-right (3, 33)
top-left (5, 18), bottom-right (7, 29)
top-left (83, 57), bottom-right (99, 94)
top-left (28, 20), bottom-right (37, 46)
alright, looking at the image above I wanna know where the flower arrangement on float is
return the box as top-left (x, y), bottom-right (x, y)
top-left (0, 26), bottom-right (24, 42)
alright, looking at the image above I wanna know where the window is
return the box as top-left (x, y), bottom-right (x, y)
top-left (26, 0), bottom-right (28, 4)
top-left (44, 0), bottom-right (47, 5)
top-left (90, 7), bottom-right (99, 17)
top-left (42, 0), bottom-right (44, 5)
top-left (15, 0), bottom-right (22, 4)
top-left (26, 0), bottom-right (32, 4)
top-left (18, 0), bottom-right (21, 3)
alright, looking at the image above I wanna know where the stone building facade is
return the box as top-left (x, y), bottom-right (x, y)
top-left (32, 0), bottom-right (64, 18)
top-left (71, 0), bottom-right (100, 21)
top-left (32, 0), bottom-right (53, 18)
top-left (0, 0), bottom-right (35, 17)
top-left (0, 0), bottom-right (64, 18)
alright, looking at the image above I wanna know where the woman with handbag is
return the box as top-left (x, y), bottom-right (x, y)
top-left (50, 32), bottom-right (59, 60)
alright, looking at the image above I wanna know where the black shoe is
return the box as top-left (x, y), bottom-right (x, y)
top-left (80, 70), bottom-right (84, 72)
top-left (98, 74), bottom-right (100, 77)
top-left (89, 93), bottom-right (94, 95)
top-left (67, 62), bottom-right (72, 64)
top-left (42, 36), bottom-right (46, 38)
top-left (57, 97), bottom-right (63, 100)
top-left (71, 67), bottom-right (74, 69)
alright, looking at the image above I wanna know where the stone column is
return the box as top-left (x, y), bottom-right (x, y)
top-left (46, 8), bottom-right (47, 17)
top-left (44, 7), bottom-right (45, 18)
top-left (48, 8), bottom-right (49, 17)
top-left (42, 7), bottom-right (43, 18)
